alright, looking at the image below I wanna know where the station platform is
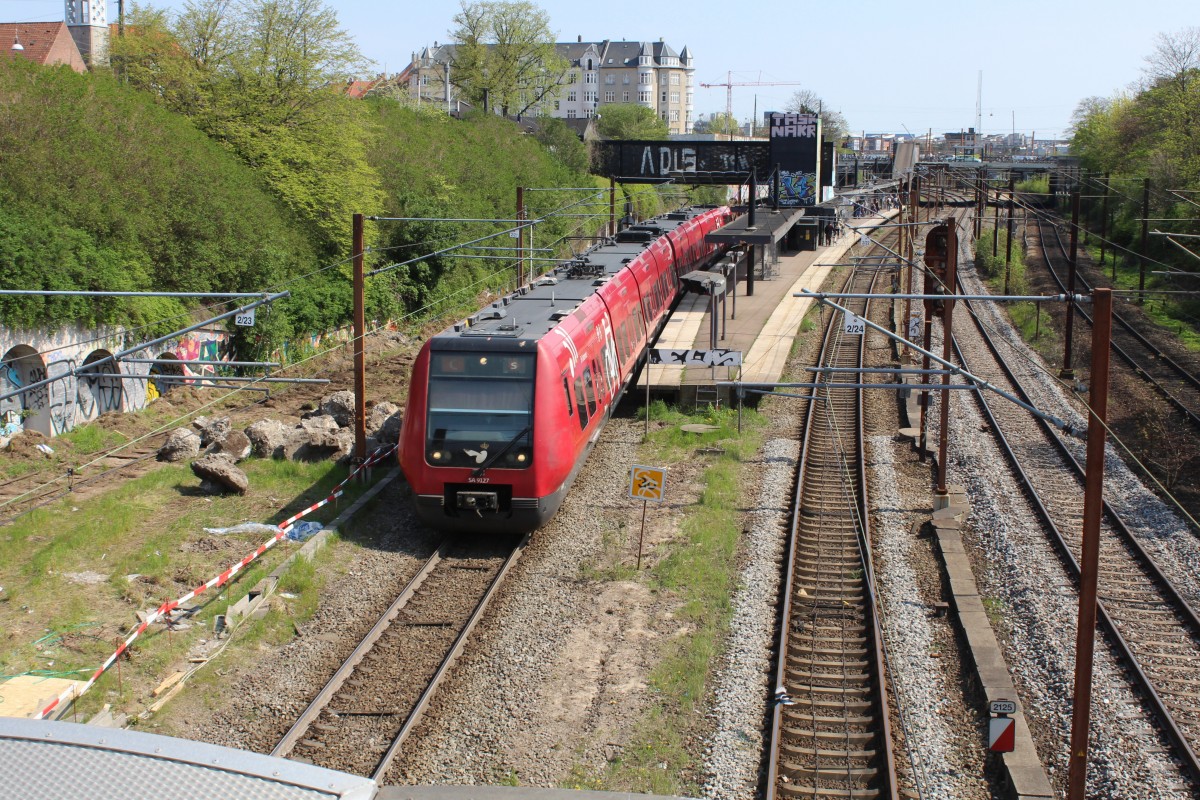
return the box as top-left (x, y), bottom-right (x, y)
top-left (638, 209), bottom-right (899, 405)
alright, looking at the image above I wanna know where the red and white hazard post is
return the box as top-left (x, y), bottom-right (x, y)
top-left (988, 699), bottom-right (1016, 753)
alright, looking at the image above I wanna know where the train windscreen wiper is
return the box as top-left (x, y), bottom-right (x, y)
top-left (472, 424), bottom-right (531, 477)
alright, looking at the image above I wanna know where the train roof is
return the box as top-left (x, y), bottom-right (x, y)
top-left (430, 208), bottom-right (713, 351)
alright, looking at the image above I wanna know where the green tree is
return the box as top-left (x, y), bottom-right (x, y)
top-left (448, 1), bottom-right (566, 117)
top-left (116, 0), bottom-right (383, 257)
top-left (532, 116), bottom-right (590, 173)
top-left (695, 111), bottom-right (739, 138)
top-left (108, 4), bottom-right (210, 114)
top-left (0, 56), bottom-right (319, 339)
top-left (785, 89), bottom-right (849, 145)
top-left (596, 103), bottom-right (668, 140)
top-left (1142, 27), bottom-right (1200, 92)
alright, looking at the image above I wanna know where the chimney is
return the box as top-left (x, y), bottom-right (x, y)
top-left (578, 35), bottom-right (582, 43)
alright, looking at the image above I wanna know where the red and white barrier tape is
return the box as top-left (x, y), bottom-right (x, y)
top-left (34, 444), bottom-right (397, 720)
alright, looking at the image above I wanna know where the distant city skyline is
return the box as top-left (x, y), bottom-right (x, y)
top-left (3, 0), bottom-right (1191, 141)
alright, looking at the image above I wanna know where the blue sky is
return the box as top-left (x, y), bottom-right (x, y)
top-left (3, 0), bottom-right (1192, 140)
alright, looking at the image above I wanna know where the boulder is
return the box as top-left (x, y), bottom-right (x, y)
top-left (300, 415), bottom-right (339, 435)
top-left (317, 390), bottom-right (356, 428)
top-left (290, 426), bottom-right (354, 463)
top-left (193, 416), bottom-right (232, 447)
top-left (158, 428), bottom-right (201, 462)
top-left (209, 429), bottom-right (252, 462)
top-left (245, 419), bottom-right (291, 459)
top-left (191, 453), bottom-right (249, 495)
top-left (366, 401), bottom-right (403, 444)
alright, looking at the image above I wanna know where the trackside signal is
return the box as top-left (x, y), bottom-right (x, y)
top-left (989, 698), bottom-right (1016, 753)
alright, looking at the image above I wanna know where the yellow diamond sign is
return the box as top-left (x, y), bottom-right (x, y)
top-left (629, 464), bottom-right (666, 502)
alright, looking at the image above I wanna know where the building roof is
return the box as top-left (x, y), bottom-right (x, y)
top-left (0, 22), bottom-right (86, 73)
top-left (344, 79), bottom-right (377, 99)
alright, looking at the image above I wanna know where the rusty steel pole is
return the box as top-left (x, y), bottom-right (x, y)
top-left (352, 213), bottom-right (367, 464)
top-left (992, 182), bottom-right (1000, 257)
top-left (1061, 190), bottom-right (1080, 379)
top-left (1066, 287), bottom-right (1113, 800)
top-left (1139, 177), bottom-right (1149, 303)
top-left (919, 320), bottom-right (931, 462)
top-left (1005, 175), bottom-right (1015, 294)
top-left (609, 178), bottom-right (616, 237)
top-left (973, 168), bottom-right (982, 239)
top-left (516, 186), bottom-right (525, 288)
top-left (936, 222), bottom-right (958, 496)
top-left (905, 177), bottom-right (919, 336)
top-left (1100, 172), bottom-right (1110, 275)
top-left (897, 177), bottom-right (906, 321)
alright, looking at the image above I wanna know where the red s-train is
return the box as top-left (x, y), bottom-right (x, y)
top-left (398, 205), bottom-right (734, 533)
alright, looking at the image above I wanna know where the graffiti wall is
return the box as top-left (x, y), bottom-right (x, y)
top-left (0, 323), bottom-right (230, 441)
top-left (769, 112), bottom-right (822, 208)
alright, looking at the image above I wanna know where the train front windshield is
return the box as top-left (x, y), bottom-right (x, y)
top-left (425, 351), bottom-right (535, 470)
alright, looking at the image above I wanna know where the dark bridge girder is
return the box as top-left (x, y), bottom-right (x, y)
top-left (593, 140), bottom-right (771, 185)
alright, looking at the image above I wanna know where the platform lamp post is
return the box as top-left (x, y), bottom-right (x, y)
top-left (1066, 287), bottom-right (1113, 800)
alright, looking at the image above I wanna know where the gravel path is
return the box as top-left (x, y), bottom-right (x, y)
top-left (867, 433), bottom-right (990, 800)
top-left (699, 435), bottom-right (796, 800)
top-left (385, 417), bottom-right (654, 787)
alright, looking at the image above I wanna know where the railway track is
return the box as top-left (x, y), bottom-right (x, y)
top-left (953, 274), bottom-right (1200, 790)
top-left (0, 352), bottom-right (353, 525)
top-left (1032, 212), bottom-right (1200, 429)
top-left (766, 264), bottom-right (897, 800)
top-left (0, 438), bottom-right (165, 521)
top-left (272, 533), bottom-right (526, 779)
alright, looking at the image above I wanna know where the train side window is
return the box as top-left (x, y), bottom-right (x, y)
top-left (574, 374), bottom-right (589, 428)
top-left (592, 358), bottom-right (605, 402)
top-left (562, 373), bottom-right (573, 417)
top-left (582, 367), bottom-right (598, 416)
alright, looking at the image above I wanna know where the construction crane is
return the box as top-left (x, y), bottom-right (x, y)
top-left (698, 72), bottom-right (806, 132)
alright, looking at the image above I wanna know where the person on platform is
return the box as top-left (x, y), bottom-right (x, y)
top-left (823, 221), bottom-right (835, 246)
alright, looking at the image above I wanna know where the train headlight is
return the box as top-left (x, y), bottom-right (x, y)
top-left (516, 452), bottom-right (527, 463)
top-left (478, 356), bottom-right (488, 366)
top-left (431, 451), bottom-right (442, 461)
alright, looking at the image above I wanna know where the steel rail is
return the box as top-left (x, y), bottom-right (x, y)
top-left (765, 257), bottom-right (898, 800)
top-left (271, 542), bottom-right (450, 759)
top-left (1034, 216), bottom-right (1200, 428)
top-left (955, 286), bottom-right (1200, 788)
top-left (371, 533), bottom-right (528, 780)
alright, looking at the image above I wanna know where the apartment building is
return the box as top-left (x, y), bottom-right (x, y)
top-left (401, 37), bottom-right (695, 135)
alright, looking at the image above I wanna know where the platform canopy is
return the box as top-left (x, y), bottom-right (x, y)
top-left (704, 207), bottom-right (809, 246)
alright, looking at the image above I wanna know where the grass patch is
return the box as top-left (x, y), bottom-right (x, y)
top-left (56, 425), bottom-right (128, 456)
top-left (570, 403), bottom-right (764, 795)
top-left (1083, 245), bottom-right (1200, 352)
top-left (983, 596), bottom-right (1005, 627)
top-left (1015, 175), bottom-right (1048, 195)
top-left (975, 229), bottom-right (1028, 295)
top-left (0, 453), bottom-right (375, 718)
